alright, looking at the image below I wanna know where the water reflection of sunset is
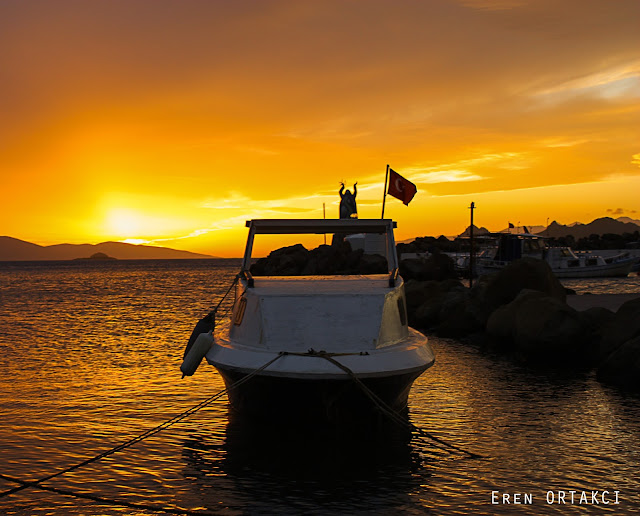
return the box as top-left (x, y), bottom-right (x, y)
top-left (3, 262), bottom-right (639, 513)
top-left (1, 1), bottom-right (639, 256)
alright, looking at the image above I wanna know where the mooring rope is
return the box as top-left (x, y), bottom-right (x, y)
top-left (213, 274), bottom-right (239, 316)
top-left (0, 274), bottom-right (248, 505)
top-left (285, 349), bottom-right (483, 459)
top-left (0, 473), bottom-right (218, 515)
top-left (0, 352), bottom-right (284, 500)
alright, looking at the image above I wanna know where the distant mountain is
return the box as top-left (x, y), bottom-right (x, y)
top-left (617, 216), bottom-right (640, 225)
top-left (538, 217), bottom-right (640, 240)
top-left (497, 224), bottom-right (546, 234)
top-left (458, 225), bottom-right (491, 237)
top-left (0, 236), bottom-right (214, 261)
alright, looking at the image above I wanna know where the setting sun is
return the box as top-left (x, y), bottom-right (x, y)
top-left (106, 209), bottom-right (144, 239)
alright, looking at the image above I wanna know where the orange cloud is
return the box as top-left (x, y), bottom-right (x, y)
top-left (1, 1), bottom-right (639, 255)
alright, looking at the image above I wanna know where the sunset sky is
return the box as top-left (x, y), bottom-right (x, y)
top-left (1, 0), bottom-right (639, 257)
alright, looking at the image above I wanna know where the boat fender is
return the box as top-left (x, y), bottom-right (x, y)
top-left (184, 312), bottom-right (215, 358)
top-left (180, 331), bottom-right (214, 378)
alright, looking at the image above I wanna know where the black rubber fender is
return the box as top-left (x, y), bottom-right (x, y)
top-left (184, 312), bottom-right (215, 358)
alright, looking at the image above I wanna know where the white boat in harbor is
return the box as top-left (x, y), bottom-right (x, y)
top-left (476, 233), bottom-right (636, 278)
top-left (190, 219), bottom-right (435, 424)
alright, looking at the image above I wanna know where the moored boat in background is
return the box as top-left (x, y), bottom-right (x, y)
top-left (476, 232), bottom-right (636, 278)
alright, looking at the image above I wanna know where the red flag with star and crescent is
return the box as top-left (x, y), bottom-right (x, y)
top-left (387, 169), bottom-right (417, 205)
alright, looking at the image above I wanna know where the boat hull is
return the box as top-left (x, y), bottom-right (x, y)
top-left (551, 261), bottom-right (634, 278)
top-left (214, 365), bottom-right (429, 426)
top-left (206, 324), bottom-right (434, 426)
top-left (478, 259), bottom-right (634, 278)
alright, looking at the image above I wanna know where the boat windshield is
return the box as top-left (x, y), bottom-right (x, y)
top-left (242, 219), bottom-right (399, 276)
top-left (523, 238), bottom-right (544, 253)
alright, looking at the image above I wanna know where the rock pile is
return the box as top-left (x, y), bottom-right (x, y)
top-left (399, 251), bottom-right (458, 282)
top-left (250, 242), bottom-right (460, 279)
top-left (405, 257), bottom-right (569, 339)
top-left (249, 241), bottom-right (388, 276)
top-left (404, 256), bottom-right (640, 390)
top-left (485, 289), bottom-right (595, 364)
top-left (595, 297), bottom-right (640, 390)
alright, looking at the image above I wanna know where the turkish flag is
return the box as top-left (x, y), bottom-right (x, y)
top-left (387, 169), bottom-right (417, 205)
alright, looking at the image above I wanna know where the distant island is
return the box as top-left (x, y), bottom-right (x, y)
top-left (73, 252), bottom-right (117, 261)
top-left (0, 237), bottom-right (216, 261)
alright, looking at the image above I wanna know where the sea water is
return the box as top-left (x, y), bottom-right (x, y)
top-left (1, 260), bottom-right (639, 514)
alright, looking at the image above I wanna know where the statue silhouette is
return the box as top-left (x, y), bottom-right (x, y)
top-left (339, 182), bottom-right (358, 219)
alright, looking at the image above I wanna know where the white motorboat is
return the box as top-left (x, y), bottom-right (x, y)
top-left (193, 219), bottom-right (435, 424)
top-left (476, 233), bottom-right (636, 278)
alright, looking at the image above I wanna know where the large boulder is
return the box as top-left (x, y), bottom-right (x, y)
top-left (405, 279), bottom-right (466, 329)
top-left (358, 253), bottom-right (389, 274)
top-left (406, 258), bottom-right (568, 340)
top-left (512, 296), bottom-right (594, 363)
top-left (580, 306), bottom-right (616, 364)
top-left (434, 291), bottom-right (485, 338)
top-left (470, 257), bottom-right (566, 324)
top-left (303, 243), bottom-right (353, 275)
top-left (399, 252), bottom-right (457, 282)
top-left (404, 280), bottom-right (437, 318)
top-left (486, 289), bottom-right (595, 364)
top-left (409, 283), bottom-right (488, 338)
top-left (422, 258), bottom-right (567, 340)
top-left (486, 289), bottom-right (548, 346)
top-left (250, 244), bottom-right (310, 276)
top-left (594, 297), bottom-right (640, 363)
top-left (597, 335), bottom-right (640, 390)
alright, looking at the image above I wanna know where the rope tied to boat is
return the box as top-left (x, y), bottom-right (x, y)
top-left (184, 275), bottom-right (242, 359)
top-left (207, 273), bottom-right (243, 320)
top-left (0, 472), bottom-right (219, 516)
top-left (286, 348), bottom-right (482, 459)
top-left (206, 273), bottom-right (242, 323)
top-left (213, 274), bottom-right (240, 316)
top-left (0, 352), bottom-right (286, 501)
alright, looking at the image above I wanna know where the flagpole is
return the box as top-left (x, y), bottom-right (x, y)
top-left (323, 203), bottom-right (326, 245)
top-left (381, 164), bottom-right (389, 219)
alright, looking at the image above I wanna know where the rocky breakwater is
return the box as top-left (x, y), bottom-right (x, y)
top-left (404, 256), bottom-right (640, 390)
top-left (595, 297), bottom-right (640, 390)
top-left (249, 241), bottom-right (388, 276)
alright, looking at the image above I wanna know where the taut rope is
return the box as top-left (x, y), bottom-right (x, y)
top-left (284, 349), bottom-right (483, 459)
top-left (0, 352), bottom-right (285, 500)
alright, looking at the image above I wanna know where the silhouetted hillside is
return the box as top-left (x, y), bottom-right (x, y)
top-left (539, 217), bottom-right (640, 239)
top-left (0, 236), bottom-right (214, 261)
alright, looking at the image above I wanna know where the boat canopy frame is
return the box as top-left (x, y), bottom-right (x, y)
top-left (241, 218), bottom-right (399, 275)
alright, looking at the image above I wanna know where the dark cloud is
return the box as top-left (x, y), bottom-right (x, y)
top-left (606, 208), bottom-right (637, 215)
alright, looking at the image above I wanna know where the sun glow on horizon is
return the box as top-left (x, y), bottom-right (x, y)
top-left (121, 238), bottom-right (152, 245)
top-left (105, 209), bottom-right (145, 239)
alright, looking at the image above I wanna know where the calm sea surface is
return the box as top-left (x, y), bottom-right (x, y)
top-left (1, 260), bottom-right (639, 515)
